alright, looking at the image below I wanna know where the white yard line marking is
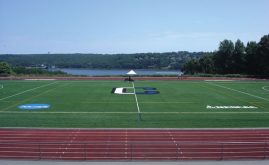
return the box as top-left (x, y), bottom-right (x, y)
top-left (0, 84), bottom-right (3, 89)
top-left (132, 82), bottom-right (141, 114)
top-left (207, 82), bottom-right (269, 102)
top-left (0, 81), bottom-right (57, 101)
top-left (262, 86), bottom-right (269, 92)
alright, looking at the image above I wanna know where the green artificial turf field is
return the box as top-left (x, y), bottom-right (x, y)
top-left (0, 80), bottom-right (269, 128)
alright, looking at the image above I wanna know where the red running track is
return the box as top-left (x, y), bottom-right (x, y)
top-left (0, 129), bottom-right (269, 161)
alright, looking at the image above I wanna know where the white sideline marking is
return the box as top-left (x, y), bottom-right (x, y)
top-left (204, 80), bottom-right (235, 82)
top-left (80, 101), bottom-right (194, 104)
top-left (0, 111), bottom-right (138, 114)
top-left (132, 82), bottom-right (141, 114)
top-left (0, 81), bottom-right (57, 101)
top-left (207, 82), bottom-right (269, 102)
top-left (25, 79), bottom-right (56, 81)
top-left (262, 86), bottom-right (269, 92)
top-left (1, 111), bottom-right (269, 114)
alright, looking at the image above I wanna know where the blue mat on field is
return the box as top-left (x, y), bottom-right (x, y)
top-left (18, 104), bottom-right (50, 110)
top-left (135, 87), bottom-right (159, 95)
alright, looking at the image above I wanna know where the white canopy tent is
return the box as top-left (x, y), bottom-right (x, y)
top-left (126, 70), bottom-right (136, 75)
top-left (126, 70), bottom-right (136, 81)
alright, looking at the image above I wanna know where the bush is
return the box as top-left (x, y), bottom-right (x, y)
top-left (0, 61), bottom-right (12, 76)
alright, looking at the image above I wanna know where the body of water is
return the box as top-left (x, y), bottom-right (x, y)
top-left (52, 68), bottom-right (182, 76)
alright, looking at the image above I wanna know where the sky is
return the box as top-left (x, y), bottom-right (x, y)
top-left (0, 0), bottom-right (269, 54)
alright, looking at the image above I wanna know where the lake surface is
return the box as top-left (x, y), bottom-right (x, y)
top-left (52, 68), bottom-right (181, 76)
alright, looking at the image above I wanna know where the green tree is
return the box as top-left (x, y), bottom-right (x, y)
top-left (199, 55), bottom-right (215, 74)
top-left (215, 40), bottom-right (234, 74)
top-left (232, 39), bottom-right (245, 73)
top-left (0, 61), bottom-right (12, 76)
top-left (257, 34), bottom-right (269, 75)
top-left (182, 59), bottom-right (200, 74)
top-left (180, 34), bottom-right (269, 76)
top-left (245, 41), bottom-right (258, 74)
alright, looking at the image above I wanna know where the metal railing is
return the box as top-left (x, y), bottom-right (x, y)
top-left (0, 141), bottom-right (268, 160)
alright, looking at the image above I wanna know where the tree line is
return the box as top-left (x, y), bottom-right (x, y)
top-left (182, 34), bottom-right (269, 76)
top-left (1, 34), bottom-right (268, 76)
top-left (0, 62), bottom-right (66, 76)
top-left (0, 52), bottom-right (204, 70)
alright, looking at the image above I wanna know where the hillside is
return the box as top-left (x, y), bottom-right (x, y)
top-left (0, 52), bottom-right (206, 70)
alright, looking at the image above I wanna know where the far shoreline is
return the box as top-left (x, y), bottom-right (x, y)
top-left (0, 76), bottom-right (268, 81)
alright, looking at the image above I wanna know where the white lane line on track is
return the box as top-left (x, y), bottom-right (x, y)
top-left (206, 82), bottom-right (269, 102)
top-left (168, 130), bottom-right (181, 158)
top-left (0, 81), bottom-right (58, 101)
top-left (62, 129), bottom-right (80, 156)
top-left (1, 131), bottom-right (267, 134)
top-left (0, 136), bottom-right (268, 140)
top-left (125, 130), bottom-right (128, 158)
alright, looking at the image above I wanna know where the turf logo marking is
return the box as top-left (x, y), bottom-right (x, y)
top-left (18, 104), bottom-right (50, 110)
top-left (206, 105), bottom-right (257, 109)
top-left (135, 87), bottom-right (160, 95)
top-left (262, 86), bottom-right (269, 92)
top-left (111, 87), bottom-right (134, 94)
top-left (111, 87), bottom-right (159, 95)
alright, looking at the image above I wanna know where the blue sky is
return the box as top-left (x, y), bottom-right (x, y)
top-left (0, 0), bottom-right (268, 54)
